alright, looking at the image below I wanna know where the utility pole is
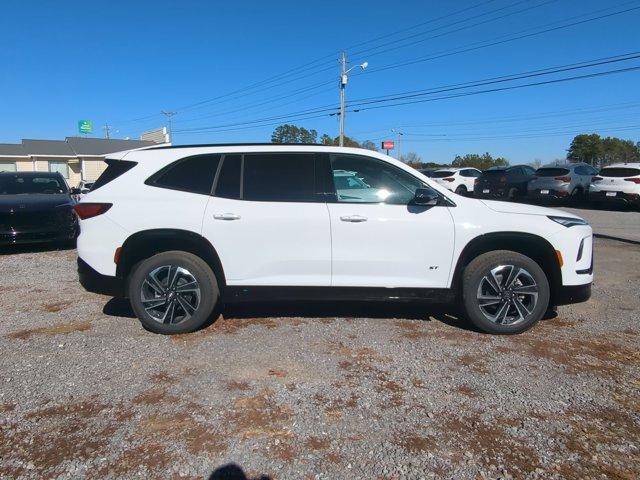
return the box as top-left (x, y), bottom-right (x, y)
top-left (161, 111), bottom-right (176, 142)
top-left (338, 52), bottom-right (368, 147)
top-left (392, 129), bottom-right (403, 161)
top-left (339, 52), bottom-right (347, 147)
top-left (103, 124), bottom-right (111, 139)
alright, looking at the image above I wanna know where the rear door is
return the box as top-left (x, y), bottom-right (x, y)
top-left (326, 153), bottom-right (455, 288)
top-left (202, 152), bottom-right (331, 286)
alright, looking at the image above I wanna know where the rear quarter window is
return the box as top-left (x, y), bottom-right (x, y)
top-left (92, 159), bottom-right (137, 191)
top-left (147, 154), bottom-right (221, 195)
top-left (432, 171), bottom-right (454, 178)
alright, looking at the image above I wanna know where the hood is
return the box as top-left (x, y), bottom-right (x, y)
top-left (480, 199), bottom-right (583, 219)
top-left (0, 194), bottom-right (73, 213)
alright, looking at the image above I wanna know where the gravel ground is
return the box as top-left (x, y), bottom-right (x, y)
top-left (0, 238), bottom-right (638, 480)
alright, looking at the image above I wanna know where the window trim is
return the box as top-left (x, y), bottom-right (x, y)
top-left (145, 153), bottom-right (221, 196)
top-left (49, 160), bottom-right (70, 179)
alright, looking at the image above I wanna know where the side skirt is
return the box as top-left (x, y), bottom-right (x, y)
top-left (221, 286), bottom-right (456, 304)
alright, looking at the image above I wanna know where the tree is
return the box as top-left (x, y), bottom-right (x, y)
top-left (360, 140), bottom-right (378, 151)
top-left (566, 134), bottom-right (602, 166)
top-left (452, 153), bottom-right (509, 170)
top-left (567, 133), bottom-right (640, 166)
top-left (271, 124), bottom-right (318, 144)
top-left (399, 152), bottom-right (422, 165)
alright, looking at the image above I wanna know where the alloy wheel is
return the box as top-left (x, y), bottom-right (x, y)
top-left (476, 264), bottom-right (539, 325)
top-left (140, 265), bottom-right (201, 324)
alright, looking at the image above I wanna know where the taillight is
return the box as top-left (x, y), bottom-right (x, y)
top-left (443, 177), bottom-right (455, 182)
top-left (592, 176), bottom-right (603, 182)
top-left (625, 178), bottom-right (640, 184)
top-left (73, 203), bottom-right (112, 219)
top-left (555, 176), bottom-right (571, 183)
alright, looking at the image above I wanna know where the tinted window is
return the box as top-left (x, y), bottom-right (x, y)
top-left (0, 174), bottom-right (67, 195)
top-left (523, 166), bottom-right (536, 175)
top-left (431, 170), bottom-right (454, 178)
top-left (152, 154), bottom-right (220, 195)
top-left (482, 169), bottom-right (507, 177)
top-left (460, 169), bottom-right (481, 177)
top-left (574, 166), bottom-right (588, 175)
top-left (330, 154), bottom-right (427, 204)
top-left (536, 168), bottom-right (570, 177)
top-left (214, 154), bottom-right (242, 199)
top-left (243, 153), bottom-right (317, 202)
top-left (92, 159), bottom-right (137, 191)
top-left (599, 167), bottom-right (640, 178)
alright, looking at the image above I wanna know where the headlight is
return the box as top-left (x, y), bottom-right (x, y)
top-left (548, 216), bottom-right (588, 227)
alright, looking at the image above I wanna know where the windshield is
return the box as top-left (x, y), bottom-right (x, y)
top-left (431, 171), bottom-right (454, 178)
top-left (536, 168), bottom-right (570, 177)
top-left (0, 175), bottom-right (68, 195)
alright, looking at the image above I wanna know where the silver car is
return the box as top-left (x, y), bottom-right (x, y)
top-left (527, 162), bottom-right (598, 203)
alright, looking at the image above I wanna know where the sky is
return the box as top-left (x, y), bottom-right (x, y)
top-left (1, 0), bottom-right (639, 164)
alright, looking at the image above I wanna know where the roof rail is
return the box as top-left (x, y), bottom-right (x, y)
top-left (142, 142), bottom-right (344, 151)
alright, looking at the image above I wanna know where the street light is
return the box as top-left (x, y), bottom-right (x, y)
top-left (339, 53), bottom-right (368, 146)
top-left (391, 129), bottom-right (404, 161)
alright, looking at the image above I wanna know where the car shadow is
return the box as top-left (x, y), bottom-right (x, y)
top-left (102, 297), bottom-right (478, 333)
top-left (208, 463), bottom-right (271, 480)
top-left (0, 241), bottom-right (76, 256)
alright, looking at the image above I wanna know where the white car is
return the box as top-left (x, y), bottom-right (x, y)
top-left (75, 145), bottom-right (593, 335)
top-left (588, 162), bottom-right (640, 208)
top-left (430, 168), bottom-right (482, 195)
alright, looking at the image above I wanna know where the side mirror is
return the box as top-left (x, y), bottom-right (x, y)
top-left (70, 187), bottom-right (81, 195)
top-left (413, 188), bottom-right (439, 206)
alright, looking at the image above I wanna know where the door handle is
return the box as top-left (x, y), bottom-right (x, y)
top-left (213, 213), bottom-right (241, 221)
top-left (340, 215), bottom-right (368, 223)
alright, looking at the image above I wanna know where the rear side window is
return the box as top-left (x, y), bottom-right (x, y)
top-left (599, 167), bottom-right (640, 177)
top-left (536, 168), bottom-right (570, 177)
top-left (214, 154), bottom-right (242, 199)
top-left (243, 153), bottom-right (317, 202)
top-left (92, 159), bottom-right (137, 191)
top-left (149, 154), bottom-right (220, 195)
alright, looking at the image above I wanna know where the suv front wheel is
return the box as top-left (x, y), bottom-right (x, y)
top-left (462, 250), bottom-right (550, 334)
top-left (128, 251), bottom-right (219, 334)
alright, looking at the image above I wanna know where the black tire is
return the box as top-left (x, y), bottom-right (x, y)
top-left (461, 250), bottom-right (550, 334)
top-left (128, 251), bottom-right (219, 335)
top-left (568, 187), bottom-right (584, 206)
top-left (455, 185), bottom-right (467, 196)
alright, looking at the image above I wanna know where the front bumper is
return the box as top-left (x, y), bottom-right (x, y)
top-left (554, 283), bottom-right (592, 306)
top-left (78, 257), bottom-right (124, 297)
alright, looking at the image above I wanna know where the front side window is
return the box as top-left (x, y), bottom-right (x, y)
top-left (150, 154), bottom-right (220, 195)
top-left (329, 154), bottom-right (427, 204)
top-left (243, 153), bottom-right (317, 202)
top-left (49, 160), bottom-right (69, 179)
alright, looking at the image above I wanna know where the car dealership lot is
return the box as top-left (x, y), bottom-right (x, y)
top-left (0, 239), bottom-right (638, 479)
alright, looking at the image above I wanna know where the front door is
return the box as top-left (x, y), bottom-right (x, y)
top-left (326, 153), bottom-right (455, 288)
top-left (202, 152), bottom-right (331, 286)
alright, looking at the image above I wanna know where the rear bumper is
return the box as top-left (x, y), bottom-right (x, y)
top-left (589, 191), bottom-right (640, 204)
top-left (528, 188), bottom-right (571, 200)
top-left (554, 283), bottom-right (592, 306)
top-left (78, 257), bottom-right (124, 297)
top-left (473, 188), bottom-right (507, 199)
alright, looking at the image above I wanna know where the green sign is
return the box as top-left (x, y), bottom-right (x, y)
top-left (78, 120), bottom-right (93, 134)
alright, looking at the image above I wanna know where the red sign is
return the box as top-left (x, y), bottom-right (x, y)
top-left (382, 140), bottom-right (395, 150)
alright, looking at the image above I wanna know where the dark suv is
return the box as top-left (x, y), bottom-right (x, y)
top-left (0, 172), bottom-right (79, 245)
top-left (473, 165), bottom-right (536, 201)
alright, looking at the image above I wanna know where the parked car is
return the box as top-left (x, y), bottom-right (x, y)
top-left (474, 165), bottom-right (537, 201)
top-left (78, 181), bottom-right (94, 194)
top-left (418, 168), bottom-right (435, 177)
top-left (76, 145), bottom-right (592, 335)
top-left (528, 163), bottom-right (598, 203)
top-left (0, 172), bottom-right (79, 245)
top-left (430, 168), bottom-right (481, 195)
top-left (589, 162), bottom-right (640, 207)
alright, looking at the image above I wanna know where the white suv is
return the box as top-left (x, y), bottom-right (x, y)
top-left (588, 162), bottom-right (640, 208)
top-left (430, 168), bottom-right (481, 195)
top-left (75, 144), bottom-right (593, 335)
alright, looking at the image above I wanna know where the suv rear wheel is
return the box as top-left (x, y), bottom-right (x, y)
top-left (461, 250), bottom-right (549, 334)
top-left (128, 251), bottom-right (219, 334)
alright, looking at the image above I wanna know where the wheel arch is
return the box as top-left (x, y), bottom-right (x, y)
top-left (451, 232), bottom-right (562, 305)
top-left (116, 229), bottom-right (227, 289)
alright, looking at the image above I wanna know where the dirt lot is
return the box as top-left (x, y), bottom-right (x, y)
top-left (0, 238), bottom-right (638, 479)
